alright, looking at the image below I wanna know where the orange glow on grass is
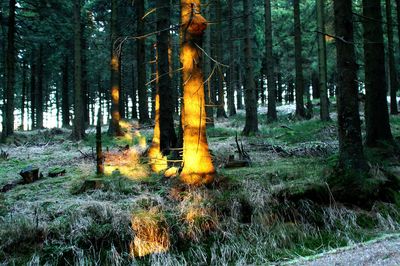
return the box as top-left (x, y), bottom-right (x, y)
top-left (103, 147), bottom-right (149, 180)
top-left (180, 0), bottom-right (215, 185)
top-left (130, 208), bottom-right (170, 257)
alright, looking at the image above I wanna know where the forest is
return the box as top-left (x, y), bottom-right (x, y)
top-left (1, 0), bottom-right (400, 264)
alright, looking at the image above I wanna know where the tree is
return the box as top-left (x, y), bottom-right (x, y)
top-left (362, 0), bottom-right (393, 146)
top-left (265, 0), bottom-right (277, 122)
top-left (227, 0), bottom-right (236, 117)
top-left (157, 0), bottom-right (177, 154)
top-left (333, 0), bottom-right (366, 170)
top-left (137, 0), bottom-right (150, 124)
top-left (62, 53), bottom-right (70, 127)
top-left (386, 0), bottom-right (398, 114)
top-left (215, 0), bottom-right (227, 118)
top-left (242, 0), bottom-right (259, 136)
top-left (316, 0), bottom-right (330, 121)
top-left (180, 0), bottom-right (215, 185)
top-left (108, 0), bottom-right (123, 136)
top-left (293, 0), bottom-right (305, 118)
top-left (2, 0), bottom-right (16, 139)
top-left (71, 0), bottom-right (85, 140)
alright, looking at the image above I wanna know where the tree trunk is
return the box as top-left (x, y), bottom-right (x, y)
top-left (293, 0), bottom-right (305, 118)
top-left (363, 0), bottom-right (393, 146)
top-left (203, 3), bottom-right (215, 127)
top-left (157, 0), bottom-right (177, 154)
top-left (215, 0), bottom-right (227, 118)
top-left (81, 22), bottom-right (89, 126)
top-left (317, 0), bottom-right (330, 121)
top-left (277, 71), bottom-right (283, 104)
top-left (333, 0), bottom-right (366, 170)
top-left (62, 54), bottom-right (70, 127)
top-left (227, 0), bottom-right (237, 117)
top-left (30, 54), bottom-right (36, 130)
top-left (386, 0), bottom-right (399, 114)
top-left (108, 0), bottom-right (123, 136)
top-left (242, 0), bottom-right (258, 136)
top-left (265, 0), bottom-right (277, 122)
top-left (3, 0), bottom-right (16, 138)
top-left (72, 0), bottom-right (85, 140)
top-left (137, 0), bottom-right (150, 124)
top-left (21, 60), bottom-right (27, 130)
top-left (180, 0), bottom-right (215, 185)
top-left (36, 46), bottom-right (44, 129)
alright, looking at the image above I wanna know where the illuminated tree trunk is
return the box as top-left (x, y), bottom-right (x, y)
top-left (180, 0), bottom-right (215, 185)
top-left (386, 0), bottom-right (399, 114)
top-left (72, 0), bottom-right (86, 140)
top-left (242, 0), bottom-right (258, 136)
top-left (137, 0), bottom-right (150, 124)
top-left (108, 0), bottom-right (123, 136)
top-left (363, 0), bottom-right (393, 146)
top-left (2, 0), bottom-right (16, 138)
top-left (265, 0), bottom-right (277, 122)
top-left (317, 0), bottom-right (330, 121)
top-left (293, 0), bottom-right (306, 118)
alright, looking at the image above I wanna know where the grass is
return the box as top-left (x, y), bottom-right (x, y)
top-left (0, 111), bottom-right (400, 265)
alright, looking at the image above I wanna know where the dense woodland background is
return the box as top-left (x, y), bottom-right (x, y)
top-left (1, 0), bottom-right (400, 264)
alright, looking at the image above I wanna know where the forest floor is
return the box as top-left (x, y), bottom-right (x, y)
top-left (1, 103), bottom-right (400, 265)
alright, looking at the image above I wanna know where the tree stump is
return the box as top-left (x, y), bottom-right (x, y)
top-left (19, 166), bottom-right (40, 184)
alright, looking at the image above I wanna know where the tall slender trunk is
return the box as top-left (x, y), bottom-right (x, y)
top-left (293, 0), bottom-right (305, 118)
top-left (72, 0), bottom-right (85, 140)
top-left (131, 48), bottom-right (138, 119)
top-left (180, 0), bottom-right (215, 185)
top-left (227, 0), bottom-right (237, 117)
top-left (36, 46), bottom-right (44, 129)
top-left (277, 71), bottom-right (283, 104)
top-left (203, 3), bottom-right (215, 127)
top-left (242, 0), bottom-right (258, 135)
top-left (334, 0), bottom-right (366, 170)
top-left (265, 0), bottom-right (277, 122)
top-left (81, 22), bottom-right (89, 126)
top-left (137, 0), bottom-right (150, 124)
top-left (3, 0), bottom-right (16, 138)
top-left (215, 0), bottom-right (227, 118)
top-left (62, 54), bottom-right (70, 127)
top-left (108, 0), bottom-right (123, 136)
top-left (21, 60), bottom-right (27, 130)
top-left (363, 0), bottom-right (393, 146)
top-left (157, 0), bottom-right (177, 154)
top-left (30, 54), bottom-right (36, 129)
top-left (317, 0), bottom-right (330, 121)
top-left (386, 0), bottom-right (398, 114)
top-left (236, 57), bottom-right (244, 110)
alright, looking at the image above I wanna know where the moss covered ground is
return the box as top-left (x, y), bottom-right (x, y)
top-left (1, 107), bottom-right (400, 265)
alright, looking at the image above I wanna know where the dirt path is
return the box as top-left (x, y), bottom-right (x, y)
top-left (285, 234), bottom-right (400, 266)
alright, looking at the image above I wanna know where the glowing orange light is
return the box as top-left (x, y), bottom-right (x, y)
top-left (130, 208), bottom-right (170, 257)
top-left (111, 55), bottom-right (119, 70)
top-left (180, 0), bottom-right (215, 185)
